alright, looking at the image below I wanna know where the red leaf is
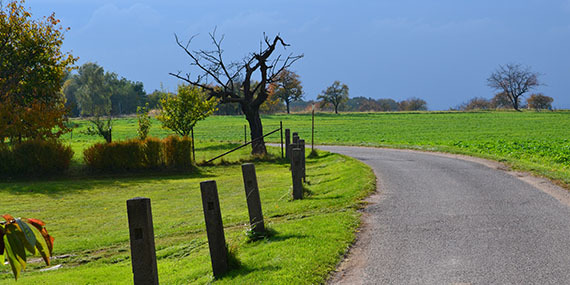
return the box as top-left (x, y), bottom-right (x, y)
top-left (2, 214), bottom-right (15, 222)
top-left (40, 228), bottom-right (54, 254)
top-left (24, 218), bottom-right (46, 228)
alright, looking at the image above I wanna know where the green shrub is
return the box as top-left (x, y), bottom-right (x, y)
top-left (83, 137), bottom-right (193, 172)
top-left (143, 137), bottom-right (163, 169)
top-left (0, 144), bottom-right (14, 175)
top-left (1, 139), bottom-right (73, 177)
top-left (107, 140), bottom-right (145, 171)
top-left (84, 140), bottom-right (145, 172)
top-left (163, 136), bottom-right (193, 169)
top-left (83, 143), bottom-right (105, 171)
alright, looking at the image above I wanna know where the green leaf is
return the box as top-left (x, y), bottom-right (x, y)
top-left (5, 225), bottom-right (26, 266)
top-left (16, 219), bottom-right (37, 254)
top-left (4, 233), bottom-right (24, 280)
top-left (28, 224), bottom-right (50, 265)
top-left (0, 233), bottom-right (5, 265)
top-left (0, 230), bottom-right (4, 266)
top-left (0, 225), bottom-right (4, 266)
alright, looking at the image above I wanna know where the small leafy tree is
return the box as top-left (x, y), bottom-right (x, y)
top-left (272, 69), bottom-right (304, 114)
top-left (1, 214), bottom-right (54, 280)
top-left (527, 93), bottom-right (553, 111)
top-left (157, 85), bottom-right (218, 137)
top-left (458, 97), bottom-right (492, 111)
top-left (84, 116), bottom-right (113, 143)
top-left (491, 92), bottom-right (512, 109)
top-left (318, 81), bottom-right (349, 114)
top-left (399, 98), bottom-right (428, 111)
top-left (259, 87), bottom-right (285, 114)
top-left (137, 103), bottom-right (151, 140)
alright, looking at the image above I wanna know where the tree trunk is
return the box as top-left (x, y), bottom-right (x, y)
top-left (286, 100), bottom-right (290, 114)
top-left (511, 95), bottom-right (520, 111)
top-left (334, 104), bottom-right (339, 114)
top-left (244, 108), bottom-right (267, 155)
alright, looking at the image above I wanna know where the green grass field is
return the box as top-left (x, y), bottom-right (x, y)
top-left (0, 150), bottom-right (375, 283)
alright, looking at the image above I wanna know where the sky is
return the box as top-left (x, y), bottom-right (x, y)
top-left (25, 0), bottom-right (570, 110)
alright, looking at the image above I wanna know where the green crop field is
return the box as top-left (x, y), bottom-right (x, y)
top-left (176, 110), bottom-right (568, 187)
top-left (62, 110), bottom-right (569, 186)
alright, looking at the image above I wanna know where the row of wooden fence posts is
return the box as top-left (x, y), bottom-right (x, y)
top-left (125, 162), bottom-right (271, 283)
top-left (125, 129), bottom-right (308, 283)
top-left (285, 129), bottom-right (306, 200)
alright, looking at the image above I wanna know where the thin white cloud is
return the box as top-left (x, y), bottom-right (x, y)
top-left (371, 17), bottom-right (494, 35)
top-left (80, 3), bottom-right (161, 33)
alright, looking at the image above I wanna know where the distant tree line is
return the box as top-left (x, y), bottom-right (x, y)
top-left (215, 96), bottom-right (428, 115)
top-left (213, 77), bottom-right (428, 115)
top-left (455, 92), bottom-right (554, 111)
top-left (63, 62), bottom-right (155, 117)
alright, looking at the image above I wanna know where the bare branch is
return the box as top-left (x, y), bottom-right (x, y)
top-left (487, 63), bottom-right (541, 111)
top-left (170, 31), bottom-right (302, 154)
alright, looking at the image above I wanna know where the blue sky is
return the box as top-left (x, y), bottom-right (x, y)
top-left (26, 0), bottom-right (570, 110)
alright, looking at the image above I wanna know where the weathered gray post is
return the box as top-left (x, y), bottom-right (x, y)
top-left (291, 148), bottom-right (303, 200)
top-left (241, 163), bottom-right (265, 233)
top-left (200, 180), bottom-right (228, 278)
top-left (312, 106), bottom-right (315, 152)
top-left (280, 121), bottom-right (284, 159)
top-left (299, 139), bottom-right (306, 181)
top-left (285, 129), bottom-right (291, 160)
top-left (292, 132), bottom-right (299, 144)
top-left (127, 197), bottom-right (159, 285)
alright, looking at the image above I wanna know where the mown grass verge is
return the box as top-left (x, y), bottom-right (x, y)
top-left (0, 149), bottom-right (375, 284)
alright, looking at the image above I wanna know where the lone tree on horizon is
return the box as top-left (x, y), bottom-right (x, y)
top-left (272, 69), bottom-right (304, 114)
top-left (318, 81), bottom-right (349, 114)
top-left (170, 31), bottom-right (302, 155)
top-left (487, 63), bottom-right (540, 111)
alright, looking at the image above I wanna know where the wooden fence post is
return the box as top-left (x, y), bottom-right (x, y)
top-left (291, 148), bottom-right (303, 200)
top-left (312, 107), bottom-right (315, 152)
top-left (200, 180), bottom-right (228, 278)
top-left (285, 129), bottom-right (291, 160)
top-left (299, 139), bottom-right (306, 182)
top-left (292, 132), bottom-right (299, 144)
top-left (241, 163), bottom-right (265, 233)
top-left (280, 121), bottom-right (284, 159)
top-left (127, 197), bottom-right (159, 285)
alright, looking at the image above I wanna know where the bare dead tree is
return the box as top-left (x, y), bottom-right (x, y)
top-left (487, 64), bottom-right (540, 111)
top-left (170, 30), bottom-right (302, 154)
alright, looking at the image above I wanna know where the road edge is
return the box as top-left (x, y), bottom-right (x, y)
top-left (324, 145), bottom-right (570, 284)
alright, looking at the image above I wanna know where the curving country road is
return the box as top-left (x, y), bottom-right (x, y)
top-left (317, 146), bottom-right (570, 284)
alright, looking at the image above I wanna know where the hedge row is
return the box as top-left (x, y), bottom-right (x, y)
top-left (0, 139), bottom-right (74, 177)
top-left (83, 136), bottom-right (193, 172)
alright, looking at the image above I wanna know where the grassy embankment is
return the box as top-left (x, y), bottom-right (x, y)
top-left (1, 115), bottom-right (378, 283)
top-left (0, 149), bottom-right (375, 283)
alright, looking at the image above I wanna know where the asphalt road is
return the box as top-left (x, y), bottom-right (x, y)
top-left (318, 146), bottom-right (570, 285)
